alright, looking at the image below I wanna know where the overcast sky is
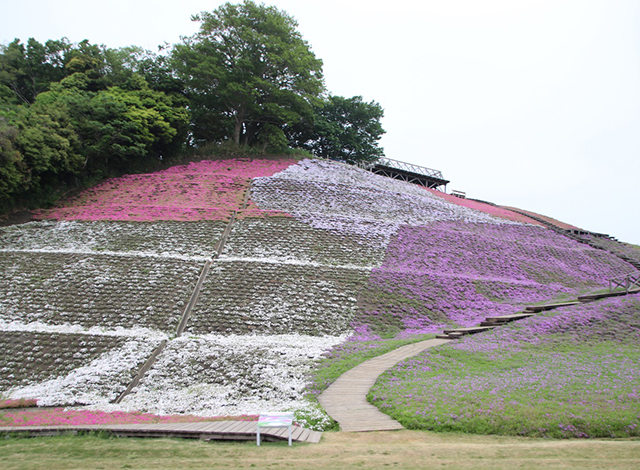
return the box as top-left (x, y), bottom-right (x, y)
top-left (2, 0), bottom-right (639, 244)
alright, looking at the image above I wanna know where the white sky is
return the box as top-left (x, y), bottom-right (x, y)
top-left (2, 0), bottom-right (639, 244)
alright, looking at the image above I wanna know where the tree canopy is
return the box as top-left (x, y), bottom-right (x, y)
top-left (288, 95), bottom-right (385, 164)
top-left (172, 0), bottom-right (325, 148)
top-left (0, 1), bottom-right (386, 213)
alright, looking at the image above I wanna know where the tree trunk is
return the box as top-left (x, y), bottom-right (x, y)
top-left (233, 107), bottom-right (246, 144)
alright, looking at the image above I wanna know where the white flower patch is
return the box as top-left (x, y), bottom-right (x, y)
top-left (0, 220), bottom-right (224, 260)
top-left (0, 251), bottom-right (201, 333)
top-left (221, 217), bottom-right (386, 268)
top-left (216, 256), bottom-right (372, 272)
top-left (8, 338), bottom-right (159, 405)
top-left (0, 319), bottom-right (168, 341)
top-left (252, 159), bottom-right (522, 247)
top-left (187, 260), bottom-right (367, 336)
top-left (112, 333), bottom-right (347, 417)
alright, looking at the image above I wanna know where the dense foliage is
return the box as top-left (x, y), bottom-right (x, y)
top-left (287, 95), bottom-right (385, 164)
top-left (0, 1), bottom-right (386, 213)
top-left (0, 38), bottom-right (189, 211)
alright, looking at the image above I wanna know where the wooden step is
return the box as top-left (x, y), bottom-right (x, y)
top-left (435, 334), bottom-right (453, 340)
top-left (524, 301), bottom-right (580, 312)
top-left (578, 291), bottom-right (629, 302)
top-left (442, 326), bottom-right (494, 336)
top-left (484, 313), bottom-right (533, 323)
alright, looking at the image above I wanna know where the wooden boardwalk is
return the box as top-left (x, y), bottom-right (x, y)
top-left (0, 421), bottom-right (322, 444)
top-left (318, 338), bottom-right (450, 432)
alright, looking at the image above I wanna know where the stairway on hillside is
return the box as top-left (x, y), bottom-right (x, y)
top-left (435, 290), bottom-right (639, 340)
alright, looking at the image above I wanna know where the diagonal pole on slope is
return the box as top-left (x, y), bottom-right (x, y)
top-left (318, 338), bottom-right (450, 432)
top-left (114, 183), bottom-right (253, 403)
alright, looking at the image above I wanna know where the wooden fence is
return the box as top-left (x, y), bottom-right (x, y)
top-left (609, 272), bottom-right (640, 294)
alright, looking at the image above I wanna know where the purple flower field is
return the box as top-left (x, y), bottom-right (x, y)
top-left (356, 221), bottom-right (634, 336)
top-left (369, 295), bottom-right (640, 438)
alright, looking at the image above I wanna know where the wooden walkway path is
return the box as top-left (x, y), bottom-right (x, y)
top-left (0, 421), bottom-right (322, 444)
top-left (318, 338), bottom-right (450, 432)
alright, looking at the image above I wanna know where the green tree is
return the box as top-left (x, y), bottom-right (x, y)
top-left (14, 98), bottom-right (82, 190)
top-left (172, 0), bottom-right (325, 146)
top-left (0, 116), bottom-right (29, 207)
top-left (288, 95), bottom-right (385, 164)
top-left (0, 38), bottom-right (72, 105)
top-left (34, 73), bottom-right (188, 175)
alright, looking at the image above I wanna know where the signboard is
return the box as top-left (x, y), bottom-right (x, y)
top-left (257, 412), bottom-right (294, 446)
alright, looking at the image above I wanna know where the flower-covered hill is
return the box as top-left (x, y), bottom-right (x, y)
top-left (1, 157), bottom-right (636, 431)
top-left (3, 158), bottom-right (355, 425)
top-left (251, 159), bottom-right (634, 337)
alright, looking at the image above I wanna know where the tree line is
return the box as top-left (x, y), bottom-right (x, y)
top-left (0, 0), bottom-right (385, 212)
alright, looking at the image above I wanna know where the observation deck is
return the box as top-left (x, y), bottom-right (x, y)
top-left (359, 157), bottom-right (449, 191)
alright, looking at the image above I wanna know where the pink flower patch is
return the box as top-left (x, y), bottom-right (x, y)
top-left (0, 408), bottom-right (258, 427)
top-left (423, 188), bottom-right (544, 226)
top-left (35, 159), bottom-right (297, 222)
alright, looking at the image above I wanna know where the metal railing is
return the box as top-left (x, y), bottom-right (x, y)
top-left (358, 157), bottom-right (445, 180)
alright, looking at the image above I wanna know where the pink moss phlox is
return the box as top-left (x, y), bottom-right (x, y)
top-left (35, 159), bottom-right (297, 222)
top-left (424, 188), bottom-right (543, 226)
top-left (0, 408), bottom-right (259, 427)
top-left (0, 399), bottom-right (37, 410)
top-left (500, 206), bottom-right (581, 230)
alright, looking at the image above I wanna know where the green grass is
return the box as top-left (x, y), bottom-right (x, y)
top-left (370, 340), bottom-right (640, 439)
top-left (1, 432), bottom-right (640, 470)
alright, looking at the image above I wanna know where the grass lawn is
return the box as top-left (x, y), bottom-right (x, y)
top-left (1, 431), bottom-right (640, 470)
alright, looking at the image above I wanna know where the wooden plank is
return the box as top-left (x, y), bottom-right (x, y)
top-left (525, 301), bottom-right (579, 312)
top-left (225, 421), bottom-right (251, 433)
top-left (232, 422), bottom-right (256, 434)
top-left (0, 423), bottom-right (320, 443)
top-left (485, 313), bottom-right (533, 322)
top-left (294, 428), bottom-right (309, 441)
top-left (208, 421), bottom-right (238, 433)
top-left (305, 430), bottom-right (322, 444)
top-left (442, 326), bottom-right (494, 334)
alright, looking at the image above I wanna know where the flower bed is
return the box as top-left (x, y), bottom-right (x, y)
top-left (220, 218), bottom-right (385, 268)
top-left (370, 295), bottom-right (640, 438)
top-left (251, 160), bottom-right (519, 247)
top-left (0, 408), bottom-right (257, 427)
top-left (582, 236), bottom-right (640, 266)
top-left (423, 190), bottom-right (543, 225)
top-left (0, 252), bottom-right (201, 333)
top-left (0, 220), bottom-right (226, 261)
top-left (356, 221), bottom-right (634, 335)
top-left (114, 333), bottom-right (345, 428)
top-left (35, 159), bottom-right (297, 222)
top-left (186, 260), bottom-right (368, 336)
top-left (0, 331), bottom-right (131, 393)
top-left (4, 331), bottom-right (160, 406)
top-left (499, 205), bottom-right (581, 230)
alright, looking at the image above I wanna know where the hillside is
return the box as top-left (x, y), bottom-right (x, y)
top-left (1, 157), bottom-right (639, 434)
